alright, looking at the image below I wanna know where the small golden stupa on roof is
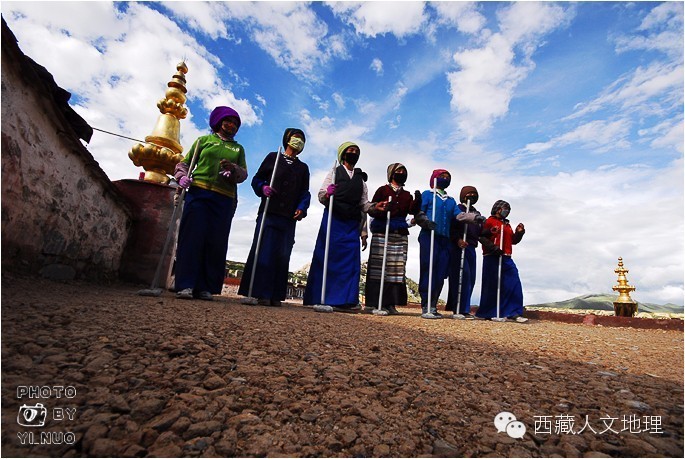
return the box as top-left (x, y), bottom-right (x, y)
top-left (612, 257), bottom-right (638, 317)
top-left (128, 62), bottom-right (188, 184)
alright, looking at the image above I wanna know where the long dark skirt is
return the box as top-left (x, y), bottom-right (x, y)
top-left (418, 230), bottom-right (451, 312)
top-left (476, 255), bottom-right (523, 319)
top-left (175, 187), bottom-right (236, 294)
top-left (446, 245), bottom-right (477, 314)
top-left (365, 231), bottom-right (408, 308)
top-left (238, 212), bottom-right (296, 301)
top-left (303, 209), bottom-right (361, 306)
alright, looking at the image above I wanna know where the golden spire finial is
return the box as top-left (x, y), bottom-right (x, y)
top-left (128, 61), bottom-right (189, 184)
top-left (612, 257), bottom-right (637, 317)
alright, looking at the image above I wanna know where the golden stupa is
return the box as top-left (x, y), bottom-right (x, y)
top-left (128, 62), bottom-right (188, 184)
top-left (612, 257), bottom-right (638, 317)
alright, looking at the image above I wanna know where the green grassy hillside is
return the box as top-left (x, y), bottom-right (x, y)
top-left (527, 293), bottom-right (683, 314)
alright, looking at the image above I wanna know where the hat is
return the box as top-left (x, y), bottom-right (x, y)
top-left (460, 186), bottom-right (479, 204)
top-left (282, 128), bottom-right (306, 150)
top-left (337, 141), bottom-right (360, 164)
top-left (386, 163), bottom-right (405, 182)
top-left (491, 200), bottom-right (511, 216)
top-left (429, 169), bottom-right (450, 188)
top-left (209, 106), bottom-right (241, 132)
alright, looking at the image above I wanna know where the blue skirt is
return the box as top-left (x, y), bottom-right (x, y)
top-left (447, 245), bottom-right (477, 314)
top-left (238, 212), bottom-right (296, 301)
top-left (303, 209), bottom-right (361, 306)
top-left (476, 255), bottom-right (523, 319)
top-left (175, 187), bottom-right (236, 294)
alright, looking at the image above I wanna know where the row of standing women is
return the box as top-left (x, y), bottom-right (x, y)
top-left (172, 106), bottom-right (527, 321)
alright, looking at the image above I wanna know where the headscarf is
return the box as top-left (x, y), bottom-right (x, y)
top-left (282, 128), bottom-right (306, 150)
top-left (491, 200), bottom-right (511, 216)
top-left (429, 169), bottom-right (450, 188)
top-left (460, 186), bottom-right (479, 204)
top-left (386, 163), bottom-right (405, 182)
top-left (337, 141), bottom-right (360, 164)
top-left (209, 106), bottom-right (241, 132)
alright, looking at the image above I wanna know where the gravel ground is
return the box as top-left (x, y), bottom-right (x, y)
top-left (2, 273), bottom-right (683, 458)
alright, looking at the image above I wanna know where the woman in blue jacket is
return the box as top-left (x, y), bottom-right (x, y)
top-left (416, 169), bottom-right (477, 319)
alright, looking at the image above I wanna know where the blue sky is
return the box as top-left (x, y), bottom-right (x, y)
top-left (3, 1), bottom-right (683, 306)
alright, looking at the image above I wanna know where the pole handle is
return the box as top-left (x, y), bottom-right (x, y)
top-left (247, 147), bottom-right (282, 298)
top-left (377, 195), bottom-right (392, 311)
top-left (455, 198), bottom-right (471, 312)
top-left (321, 161), bottom-right (338, 305)
top-left (427, 178), bottom-right (437, 312)
top-left (148, 140), bottom-right (201, 290)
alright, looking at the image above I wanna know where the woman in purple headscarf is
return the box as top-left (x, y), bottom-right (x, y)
top-left (173, 106), bottom-right (248, 301)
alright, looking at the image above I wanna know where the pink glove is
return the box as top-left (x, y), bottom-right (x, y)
top-left (262, 185), bottom-right (276, 197)
top-left (326, 184), bottom-right (337, 197)
top-left (178, 176), bottom-right (193, 189)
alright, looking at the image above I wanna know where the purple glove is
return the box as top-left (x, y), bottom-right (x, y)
top-left (326, 184), bottom-right (337, 197)
top-left (178, 176), bottom-right (193, 189)
top-left (262, 185), bottom-right (276, 197)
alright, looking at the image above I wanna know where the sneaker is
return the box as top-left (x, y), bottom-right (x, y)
top-left (453, 313), bottom-right (466, 320)
top-left (421, 312), bottom-right (441, 319)
top-left (198, 291), bottom-right (214, 301)
top-left (513, 316), bottom-right (529, 323)
top-left (386, 305), bottom-right (400, 315)
top-left (463, 313), bottom-right (476, 320)
top-left (176, 288), bottom-right (193, 299)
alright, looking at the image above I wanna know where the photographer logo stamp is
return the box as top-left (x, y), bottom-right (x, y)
top-left (15, 385), bottom-right (78, 446)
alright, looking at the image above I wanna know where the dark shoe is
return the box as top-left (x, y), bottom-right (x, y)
top-left (421, 312), bottom-right (441, 319)
top-left (386, 305), bottom-right (400, 315)
top-left (269, 300), bottom-right (282, 307)
top-left (176, 288), bottom-right (193, 299)
top-left (463, 313), bottom-right (475, 320)
top-left (198, 291), bottom-right (213, 301)
top-left (257, 299), bottom-right (271, 306)
top-left (361, 307), bottom-right (375, 314)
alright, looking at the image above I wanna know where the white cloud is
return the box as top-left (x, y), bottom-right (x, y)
top-left (332, 93), bottom-right (346, 110)
top-left (328, 1), bottom-right (427, 38)
top-left (520, 119), bottom-right (632, 155)
top-left (497, 2), bottom-right (571, 52)
top-left (161, 1), bottom-right (229, 40)
top-left (639, 117), bottom-right (685, 154)
top-left (3, 2), bottom-right (259, 181)
top-left (614, 2), bottom-right (684, 58)
top-left (569, 62), bottom-right (684, 120)
top-left (370, 57), bottom-right (383, 75)
top-left (446, 2), bottom-right (573, 139)
top-left (165, 1), bottom-right (349, 82)
top-left (432, 1), bottom-right (486, 35)
top-left (509, 159), bottom-right (684, 305)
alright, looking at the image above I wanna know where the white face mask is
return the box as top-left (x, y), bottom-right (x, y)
top-left (288, 137), bottom-right (305, 152)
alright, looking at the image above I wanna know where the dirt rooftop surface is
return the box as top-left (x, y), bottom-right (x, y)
top-left (2, 273), bottom-right (683, 458)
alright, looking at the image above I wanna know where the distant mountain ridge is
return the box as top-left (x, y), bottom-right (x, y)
top-left (527, 294), bottom-right (684, 314)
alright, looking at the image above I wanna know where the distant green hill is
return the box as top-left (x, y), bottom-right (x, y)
top-left (527, 293), bottom-right (683, 314)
